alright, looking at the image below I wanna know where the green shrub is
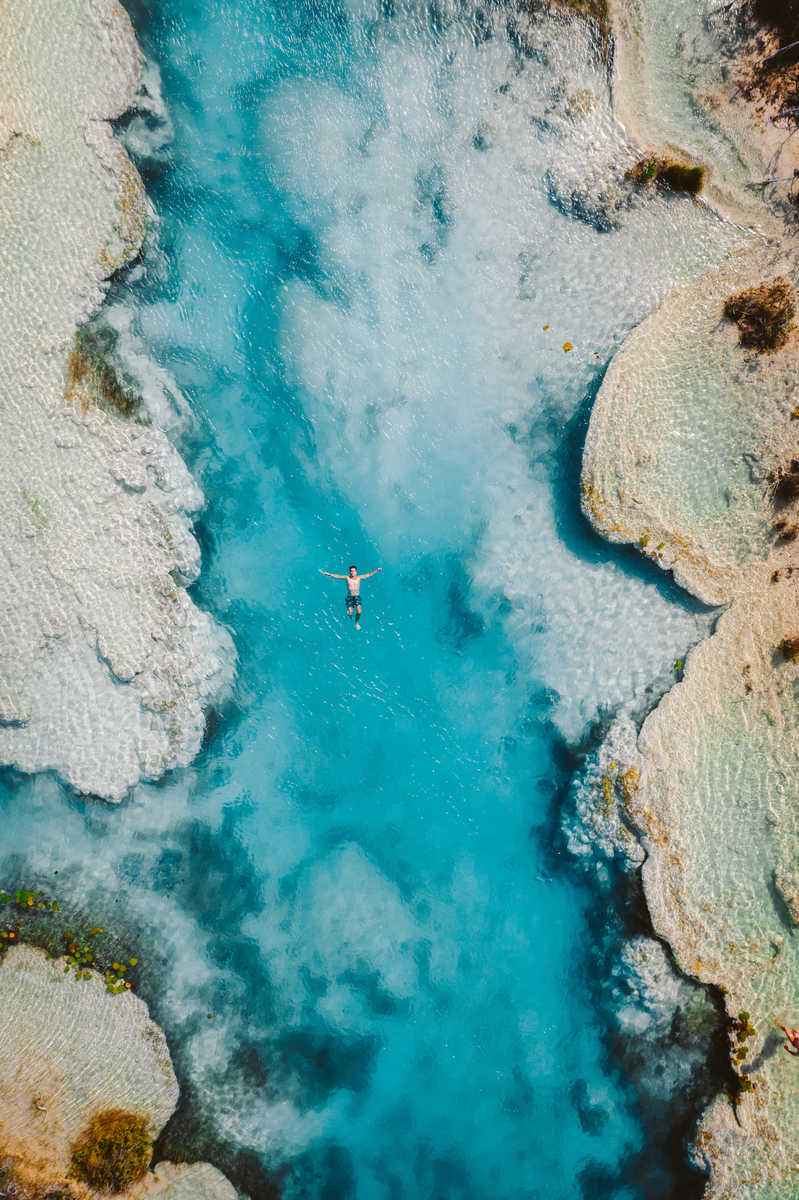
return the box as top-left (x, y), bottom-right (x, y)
top-left (723, 278), bottom-right (796, 352)
top-left (627, 155), bottom-right (706, 195)
top-left (70, 1110), bottom-right (151, 1193)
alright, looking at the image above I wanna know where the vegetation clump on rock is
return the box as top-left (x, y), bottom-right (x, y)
top-left (66, 327), bottom-right (142, 420)
top-left (70, 1110), bottom-right (152, 1193)
top-left (778, 635), bottom-right (799, 661)
top-left (723, 277), bottom-right (796, 351)
top-left (627, 155), bottom-right (706, 195)
top-left (769, 459), bottom-right (799, 505)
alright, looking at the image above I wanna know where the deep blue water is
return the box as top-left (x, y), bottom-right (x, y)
top-left (1, 0), bottom-right (745, 1196)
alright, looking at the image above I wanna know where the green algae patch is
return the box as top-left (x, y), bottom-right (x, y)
top-left (627, 155), bottom-right (706, 196)
top-left (0, 885), bottom-right (139, 994)
top-left (66, 327), bottom-right (143, 421)
top-left (723, 277), bottom-right (796, 352)
top-left (70, 1110), bottom-right (152, 1193)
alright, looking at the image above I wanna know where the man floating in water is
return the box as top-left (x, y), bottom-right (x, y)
top-left (319, 564), bottom-right (382, 630)
top-left (779, 1024), bottom-right (799, 1057)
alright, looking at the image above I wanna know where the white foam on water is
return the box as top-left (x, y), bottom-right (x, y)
top-left (267, 6), bottom-right (743, 737)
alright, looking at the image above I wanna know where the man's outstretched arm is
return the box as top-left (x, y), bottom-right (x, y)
top-left (360, 567), bottom-right (383, 579)
top-left (319, 569), bottom-right (347, 579)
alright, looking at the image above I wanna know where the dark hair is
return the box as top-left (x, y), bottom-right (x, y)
top-left (349, 565), bottom-right (357, 572)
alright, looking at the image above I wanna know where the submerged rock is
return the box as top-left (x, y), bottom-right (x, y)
top-left (565, 717), bottom-right (645, 873)
top-left (611, 936), bottom-right (719, 1104)
top-left (544, 163), bottom-right (627, 231)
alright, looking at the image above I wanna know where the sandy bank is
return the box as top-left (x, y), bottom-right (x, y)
top-left (0, 0), bottom-right (233, 800)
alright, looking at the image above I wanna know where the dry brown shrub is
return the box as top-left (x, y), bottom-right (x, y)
top-left (723, 277), bottom-right (796, 351)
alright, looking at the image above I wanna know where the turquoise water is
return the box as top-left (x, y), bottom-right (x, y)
top-left (1, 0), bottom-right (748, 1196)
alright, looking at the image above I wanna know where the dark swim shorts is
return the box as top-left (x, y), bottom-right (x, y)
top-left (346, 594), bottom-right (362, 610)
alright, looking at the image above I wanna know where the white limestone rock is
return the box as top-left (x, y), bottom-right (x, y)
top-left (136, 1162), bottom-right (239, 1200)
top-left (0, 0), bottom-right (234, 799)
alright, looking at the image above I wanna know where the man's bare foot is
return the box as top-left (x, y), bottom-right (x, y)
top-left (356, 621), bottom-right (361, 630)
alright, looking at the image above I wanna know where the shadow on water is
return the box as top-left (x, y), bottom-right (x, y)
top-left (142, 810), bottom-right (384, 1199)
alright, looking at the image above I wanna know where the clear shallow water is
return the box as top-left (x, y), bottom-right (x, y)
top-left (1, 1), bottom-right (751, 1196)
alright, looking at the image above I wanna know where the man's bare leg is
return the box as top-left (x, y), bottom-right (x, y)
top-left (356, 604), bottom-right (362, 630)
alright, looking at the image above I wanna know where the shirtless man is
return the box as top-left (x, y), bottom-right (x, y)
top-left (779, 1024), bottom-right (799, 1056)
top-left (319, 564), bottom-right (382, 630)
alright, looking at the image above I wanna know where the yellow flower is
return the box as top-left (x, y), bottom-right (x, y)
top-left (563, 342), bottom-right (573, 352)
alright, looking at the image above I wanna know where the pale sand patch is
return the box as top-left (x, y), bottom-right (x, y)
top-left (631, 583), bottom-right (799, 1199)
top-left (582, 245), bottom-right (799, 605)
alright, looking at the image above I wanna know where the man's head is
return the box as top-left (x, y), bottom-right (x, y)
top-left (349, 565), bottom-right (357, 576)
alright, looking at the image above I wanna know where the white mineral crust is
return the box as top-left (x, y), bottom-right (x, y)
top-left (0, 0), bottom-right (233, 799)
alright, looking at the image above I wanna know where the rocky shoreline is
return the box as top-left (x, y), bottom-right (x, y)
top-left (0, 2), bottom-right (242, 1192)
top-left (0, 0), bottom-right (233, 801)
top-left (583, 1), bottom-right (799, 1194)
